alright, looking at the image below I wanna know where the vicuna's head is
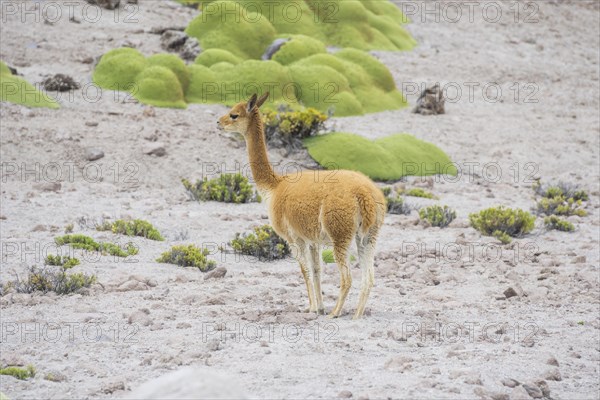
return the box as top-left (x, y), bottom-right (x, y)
top-left (217, 92), bottom-right (269, 135)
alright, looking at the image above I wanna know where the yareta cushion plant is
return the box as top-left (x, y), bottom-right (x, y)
top-left (303, 133), bottom-right (457, 181)
top-left (1, 60), bottom-right (60, 109)
top-left (92, 0), bottom-right (415, 115)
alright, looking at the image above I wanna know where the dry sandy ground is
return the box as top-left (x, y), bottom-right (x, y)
top-left (1, 1), bottom-right (599, 399)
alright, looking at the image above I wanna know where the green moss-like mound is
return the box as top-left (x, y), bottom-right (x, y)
top-left (92, 48), bottom-right (147, 90)
top-left (188, 0), bottom-right (414, 55)
top-left (147, 53), bottom-right (190, 91)
top-left (0, 61), bottom-right (59, 109)
top-left (186, 64), bottom-right (219, 103)
top-left (303, 133), bottom-right (457, 181)
top-left (134, 66), bottom-right (187, 109)
top-left (195, 49), bottom-right (243, 67)
top-left (272, 35), bottom-right (326, 65)
top-left (186, 0), bottom-right (277, 59)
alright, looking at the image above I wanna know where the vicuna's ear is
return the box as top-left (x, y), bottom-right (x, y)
top-left (256, 92), bottom-right (269, 109)
top-left (246, 94), bottom-right (258, 112)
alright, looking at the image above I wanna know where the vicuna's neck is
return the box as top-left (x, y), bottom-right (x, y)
top-left (244, 110), bottom-right (281, 191)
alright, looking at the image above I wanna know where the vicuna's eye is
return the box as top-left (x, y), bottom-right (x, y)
top-left (230, 114), bottom-right (238, 120)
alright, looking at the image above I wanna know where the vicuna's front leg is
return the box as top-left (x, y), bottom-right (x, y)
top-left (291, 240), bottom-right (317, 313)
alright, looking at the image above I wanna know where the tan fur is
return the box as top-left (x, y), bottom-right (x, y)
top-left (218, 93), bottom-right (386, 319)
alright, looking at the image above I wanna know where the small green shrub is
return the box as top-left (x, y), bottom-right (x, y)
top-left (97, 219), bottom-right (164, 241)
top-left (544, 215), bottom-right (575, 232)
top-left (404, 188), bottom-right (437, 199)
top-left (230, 225), bottom-right (290, 261)
top-left (10, 266), bottom-right (96, 295)
top-left (45, 255), bottom-right (80, 269)
top-left (182, 173), bottom-right (260, 203)
top-left (534, 181), bottom-right (589, 201)
top-left (469, 206), bottom-right (536, 243)
top-left (536, 196), bottom-right (587, 217)
top-left (0, 365), bottom-right (36, 380)
top-left (156, 244), bottom-right (216, 271)
top-left (382, 188), bottom-right (411, 215)
top-left (263, 107), bottom-right (327, 151)
top-left (55, 234), bottom-right (138, 257)
top-left (419, 205), bottom-right (456, 228)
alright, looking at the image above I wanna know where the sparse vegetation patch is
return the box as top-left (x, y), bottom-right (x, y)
top-left (156, 244), bottom-right (216, 271)
top-left (544, 215), bottom-right (575, 232)
top-left (229, 225), bottom-right (290, 261)
top-left (419, 205), bottom-right (456, 228)
top-left (44, 255), bottom-right (80, 269)
top-left (6, 266), bottom-right (96, 295)
top-left (182, 173), bottom-right (261, 203)
top-left (97, 219), bottom-right (164, 241)
top-left (55, 234), bottom-right (138, 257)
top-left (469, 206), bottom-right (536, 244)
top-left (0, 365), bottom-right (36, 380)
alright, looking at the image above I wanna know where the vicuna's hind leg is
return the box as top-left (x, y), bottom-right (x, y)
top-left (353, 230), bottom-right (377, 319)
top-left (309, 244), bottom-right (325, 315)
top-left (329, 242), bottom-right (352, 318)
top-left (290, 239), bottom-right (316, 312)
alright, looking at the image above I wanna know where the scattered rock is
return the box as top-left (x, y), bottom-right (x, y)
top-left (546, 356), bottom-right (559, 366)
top-left (176, 322), bottom-right (191, 329)
top-left (1, 352), bottom-right (25, 368)
top-left (204, 267), bottom-right (227, 280)
top-left (33, 182), bottom-right (61, 192)
top-left (42, 74), bottom-right (80, 91)
top-left (489, 393), bottom-right (509, 400)
top-left (180, 38), bottom-right (202, 61)
top-left (85, 147), bottom-right (105, 161)
top-left (32, 224), bottom-right (47, 232)
top-left (522, 383), bottom-right (543, 398)
top-left (103, 380), bottom-right (126, 394)
top-left (87, 0), bottom-right (120, 10)
top-left (544, 368), bottom-right (562, 381)
top-left (206, 339), bottom-right (222, 352)
top-left (510, 385), bottom-right (531, 400)
top-left (85, 121), bottom-right (99, 127)
top-left (128, 309), bottom-right (152, 326)
top-left (534, 380), bottom-right (551, 397)
top-left (384, 356), bottom-right (414, 372)
top-left (338, 390), bottom-right (353, 398)
top-left (501, 378), bottom-right (519, 388)
top-left (262, 38), bottom-right (290, 60)
top-left (160, 30), bottom-right (188, 51)
top-left (413, 83), bottom-right (445, 115)
top-left (572, 255), bottom-right (586, 264)
top-left (503, 287), bottom-right (518, 298)
top-left (126, 367), bottom-right (248, 399)
top-left (143, 142), bottom-right (166, 157)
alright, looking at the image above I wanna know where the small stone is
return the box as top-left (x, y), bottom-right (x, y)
top-left (143, 142), bottom-right (166, 157)
top-left (102, 380), bottom-right (126, 394)
top-left (176, 322), bottom-right (191, 329)
top-left (489, 393), bottom-right (509, 400)
top-left (544, 368), bottom-right (562, 381)
top-left (338, 390), bottom-right (353, 398)
top-left (501, 378), bottom-right (519, 388)
top-left (522, 383), bottom-right (543, 398)
top-left (34, 182), bottom-right (61, 192)
top-left (89, 0), bottom-right (120, 10)
top-left (503, 287), bottom-right (518, 298)
top-left (206, 339), bottom-right (221, 351)
top-left (85, 121), bottom-right (99, 127)
top-left (204, 266), bottom-right (227, 280)
top-left (546, 356), bottom-right (559, 366)
top-left (85, 147), bottom-right (105, 161)
top-left (262, 38), bottom-right (290, 60)
top-left (32, 224), bottom-right (47, 232)
top-left (510, 386), bottom-right (531, 400)
top-left (572, 255), bottom-right (586, 264)
top-left (180, 38), bottom-right (202, 61)
top-left (128, 310), bottom-right (152, 326)
top-left (160, 30), bottom-right (188, 51)
top-left (534, 380), bottom-right (550, 397)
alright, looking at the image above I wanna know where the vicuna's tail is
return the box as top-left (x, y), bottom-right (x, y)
top-left (356, 188), bottom-right (386, 236)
